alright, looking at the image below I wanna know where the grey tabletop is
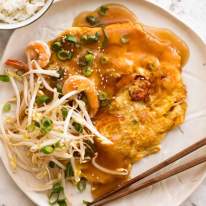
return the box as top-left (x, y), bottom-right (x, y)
top-left (0, 0), bottom-right (206, 206)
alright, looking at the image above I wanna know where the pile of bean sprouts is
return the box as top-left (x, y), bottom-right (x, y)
top-left (0, 55), bottom-right (119, 205)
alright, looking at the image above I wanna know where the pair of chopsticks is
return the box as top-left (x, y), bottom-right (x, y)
top-left (88, 137), bottom-right (206, 206)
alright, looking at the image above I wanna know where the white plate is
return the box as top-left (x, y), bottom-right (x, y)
top-left (1, 0), bottom-right (206, 205)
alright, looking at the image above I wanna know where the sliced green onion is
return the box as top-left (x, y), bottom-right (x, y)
top-left (65, 35), bottom-right (77, 43)
top-left (86, 15), bottom-right (99, 26)
top-left (88, 32), bottom-right (99, 42)
top-left (53, 183), bottom-right (64, 193)
top-left (120, 35), bottom-right (129, 44)
top-left (57, 68), bottom-right (65, 79)
top-left (41, 145), bottom-right (54, 154)
top-left (57, 50), bottom-right (73, 61)
top-left (73, 122), bottom-right (83, 133)
top-left (77, 177), bottom-right (87, 192)
top-left (101, 27), bottom-right (109, 48)
top-left (52, 41), bottom-right (62, 52)
top-left (82, 66), bottom-right (93, 77)
top-left (48, 161), bottom-right (56, 168)
top-left (81, 35), bottom-right (88, 42)
top-left (85, 140), bottom-right (96, 158)
top-left (85, 53), bottom-right (94, 65)
top-left (34, 120), bottom-right (40, 128)
top-left (3, 103), bottom-right (11, 112)
top-left (81, 32), bottom-right (99, 44)
top-left (98, 91), bottom-right (107, 101)
top-left (100, 55), bottom-right (109, 64)
top-left (56, 82), bottom-right (63, 93)
top-left (65, 162), bottom-right (74, 177)
top-left (61, 107), bottom-right (68, 120)
top-left (57, 200), bottom-right (67, 206)
top-left (40, 117), bottom-right (53, 133)
top-left (49, 192), bottom-right (59, 204)
top-left (98, 5), bottom-right (109, 16)
top-left (36, 95), bottom-right (50, 105)
top-left (0, 75), bottom-right (10, 82)
top-left (58, 191), bottom-right (65, 201)
top-left (26, 123), bottom-right (36, 132)
top-left (83, 200), bottom-right (91, 206)
top-left (98, 91), bottom-right (110, 107)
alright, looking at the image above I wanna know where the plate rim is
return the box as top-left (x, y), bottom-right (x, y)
top-left (0, 0), bottom-right (206, 205)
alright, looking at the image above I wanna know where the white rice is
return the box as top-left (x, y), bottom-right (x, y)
top-left (0, 0), bottom-right (47, 23)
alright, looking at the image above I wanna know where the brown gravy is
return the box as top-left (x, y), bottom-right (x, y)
top-left (73, 3), bottom-right (189, 66)
top-left (71, 3), bottom-right (189, 198)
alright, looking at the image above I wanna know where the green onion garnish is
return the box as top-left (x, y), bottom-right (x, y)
top-left (36, 95), bottom-right (50, 105)
top-left (26, 123), bottom-right (36, 132)
top-left (86, 15), bottom-right (99, 26)
top-left (81, 32), bottom-right (100, 44)
top-left (58, 191), bottom-right (66, 201)
top-left (57, 50), bottom-right (73, 61)
top-left (77, 177), bottom-right (87, 192)
top-left (101, 27), bottom-right (109, 48)
top-left (3, 103), bottom-right (11, 112)
top-left (65, 35), bottom-right (77, 43)
top-left (57, 68), bottom-right (65, 79)
top-left (53, 183), bottom-right (64, 193)
top-left (61, 107), bottom-right (68, 120)
top-left (57, 200), bottom-right (67, 206)
top-left (82, 66), bottom-right (93, 77)
top-left (98, 91), bottom-right (110, 107)
top-left (100, 55), bottom-right (109, 64)
top-left (73, 122), bottom-right (83, 133)
top-left (40, 117), bottom-right (53, 134)
top-left (0, 75), bottom-right (10, 82)
top-left (65, 162), bottom-right (74, 177)
top-left (52, 41), bottom-right (62, 52)
top-left (85, 53), bottom-right (94, 65)
top-left (120, 35), bottom-right (129, 44)
top-left (48, 161), bottom-right (56, 168)
top-left (49, 191), bottom-right (59, 204)
top-left (78, 52), bottom-right (94, 68)
top-left (83, 200), bottom-right (91, 206)
top-left (56, 82), bottom-right (63, 93)
top-left (98, 5), bottom-right (109, 16)
top-left (41, 145), bottom-right (54, 154)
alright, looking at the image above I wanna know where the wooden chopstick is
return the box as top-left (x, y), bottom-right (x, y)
top-left (91, 155), bottom-right (206, 206)
top-left (89, 137), bottom-right (206, 206)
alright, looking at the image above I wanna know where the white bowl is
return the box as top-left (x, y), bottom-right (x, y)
top-left (0, 0), bottom-right (54, 30)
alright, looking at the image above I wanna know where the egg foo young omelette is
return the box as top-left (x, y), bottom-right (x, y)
top-left (0, 3), bottom-right (188, 205)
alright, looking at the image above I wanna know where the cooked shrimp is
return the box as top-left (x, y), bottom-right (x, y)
top-left (63, 75), bottom-right (99, 117)
top-left (25, 40), bottom-right (51, 68)
top-left (5, 59), bottom-right (28, 71)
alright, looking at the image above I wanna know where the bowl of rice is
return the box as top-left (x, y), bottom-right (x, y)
top-left (0, 0), bottom-right (54, 29)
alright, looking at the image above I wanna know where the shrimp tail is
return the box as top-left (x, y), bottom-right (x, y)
top-left (5, 59), bottom-right (28, 71)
